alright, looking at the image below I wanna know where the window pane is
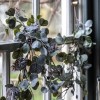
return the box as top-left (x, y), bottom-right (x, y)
top-left (40, 0), bottom-right (61, 37)
top-left (0, 55), bottom-right (2, 97)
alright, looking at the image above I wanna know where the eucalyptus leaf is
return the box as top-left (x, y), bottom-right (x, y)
top-left (41, 28), bottom-right (49, 35)
top-left (75, 29), bottom-right (84, 38)
top-left (55, 33), bottom-right (64, 45)
top-left (40, 28), bottom-right (48, 42)
top-left (15, 32), bottom-right (26, 42)
top-left (50, 50), bottom-right (60, 56)
top-left (8, 17), bottom-right (16, 29)
top-left (14, 28), bottom-right (20, 35)
top-left (0, 96), bottom-right (6, 100)
top-left (84, 64), bottom-right (92, 69)
top-left (27, 15), bottom-right (34, 26)
top-left (56, 52), bottom-right (66, 62)
top-left (22, 43), bottom-right (30, 53)
top-left (81, 75), bottom-right (86, 83)
top-left (25, 24), bottom-right (39, 33)
top-left (39, 18), bottom-right (48, 26)
top-left (12, 49), bottom-right (23, 59)
top-left (40, 47), bottom-right (47, 56)
top-left (37, 15), bottom-right (42, 19)
top-left (19, 16), bottom-right (27, 22)
top-left (85, 20), bottom-right (93, 28)
top-left (18, 33), bottom-right (26, 42)
top-left (29, 62), bottom-right (44, 74)
top-left (31, 40), bottom-right (41, 49)
top-left (5, 8), bottom-right (15, 16)
top-left (84, 36), bottom-right (92, 47)
top-left (37, 54), bottom-right (46, 66)
top-left (19, 80), bottom-right (29, 91)
top-left (83, 40), bottom-right (92, 47)
top-left (50, 84), bottom-right (59, 93)
top-left (81, 54), bottom-right (88, 63)
top-left (32, 82), bottom-right (39, 90)
top-left (30, 73), bottom-right (38, 81)
top-left (31, 78), bottom-right (38, 87)
top-left (85, 28), bottom-right (92, 35)
top-left (20, 89), bottom-right (32, 100)
top-left (41, 87), bottom-right (48, 93)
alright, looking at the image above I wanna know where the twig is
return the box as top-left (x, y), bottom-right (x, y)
top-left (47, 0), bottom-right (61, 27)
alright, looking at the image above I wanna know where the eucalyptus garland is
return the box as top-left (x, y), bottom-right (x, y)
top-left (0, 8), bottom-right (93, 100)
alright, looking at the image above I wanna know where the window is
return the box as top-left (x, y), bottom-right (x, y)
top-left (0, 0), bottom-right (88, 100)
top-left (40, 0), bottom-right (61, 37)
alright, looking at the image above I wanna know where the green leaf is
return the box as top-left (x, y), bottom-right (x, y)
top-left (8, 17), bottom-right (16, 29)
top-left (20, 89), bottom-right (32, 100)
top-left (64, 54), bottom-right (75, 64)
top-left (18, 33), bottom-right (26, 42)
top-left (12, 49), bottom-right (23, 59)
top-left (37, 15), bottom-right (42, 19)
top-left (56, 52), bottom-right (66, 62)
top-left (19, 16), bottom-right (27, 22)
top-left (53, 92), bottom-right (58, 97)
top-left (5, 8), bottom-right (15, 16)
top-left (27, 21), bottom-right (31, 26)
top-left (14, 28), bottom-right (20, 35)
top-left (0, 96), bottom-right (6, 100)
top-left (6, 19), bottom-right (9, 24)
top-left (27, 15), bottom-right (34, 26)
top-left (39, 18), bottom-right (48, 26)
top-left (85, 36), bottom-right (92, 43)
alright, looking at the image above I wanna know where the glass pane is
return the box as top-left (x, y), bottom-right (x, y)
top-left (0, 0), bottom-right (32, 42)
top-left (40, 0), bottom-right (61, 37)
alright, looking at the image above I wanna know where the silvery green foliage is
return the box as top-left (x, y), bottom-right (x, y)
top-left (2, 8), bottom-right (93, 100)
top-left (75, 20), bottom-right (93, 39)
